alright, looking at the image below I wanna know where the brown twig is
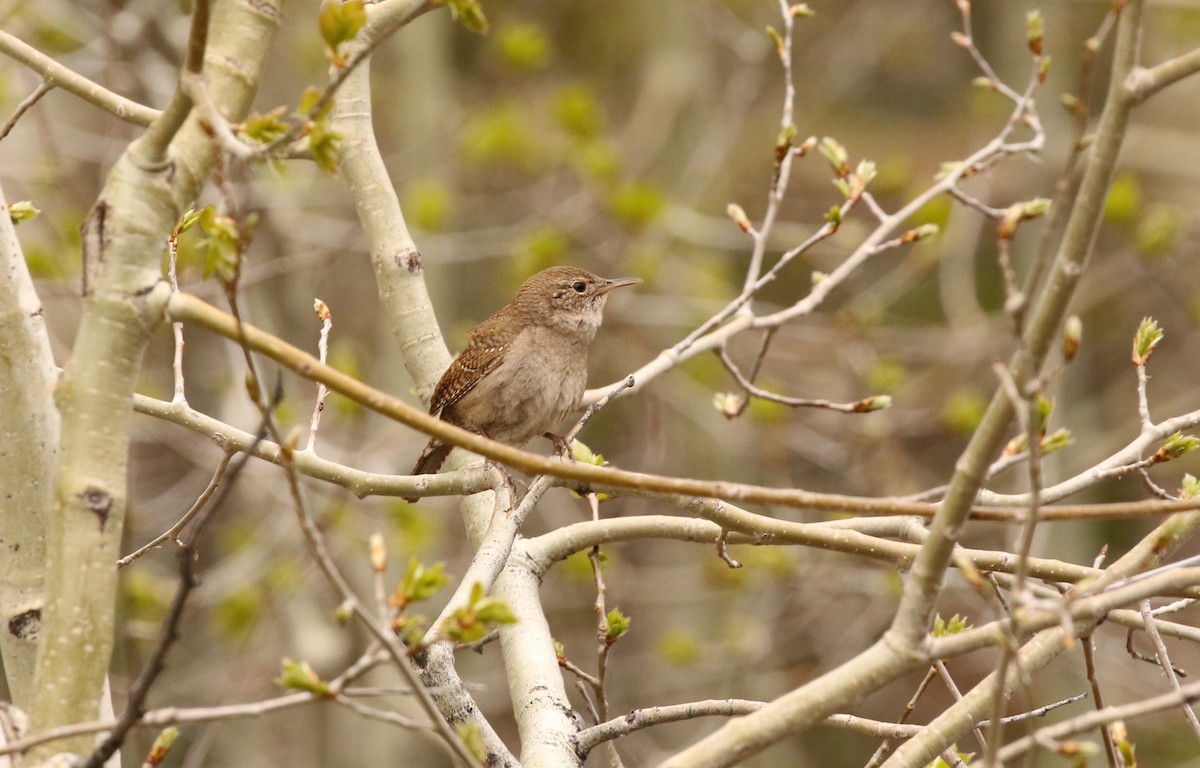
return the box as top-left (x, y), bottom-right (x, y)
top-left (0, 79), bottom-right (53, 142)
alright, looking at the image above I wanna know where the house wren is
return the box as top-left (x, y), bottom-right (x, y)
top-left (407, 266), bottom-right (641, 490)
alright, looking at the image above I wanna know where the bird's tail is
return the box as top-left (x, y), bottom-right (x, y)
top-left (405, 439), bottom-right (452, 503)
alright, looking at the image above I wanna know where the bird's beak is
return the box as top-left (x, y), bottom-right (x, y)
top-left (598, 276), bottom-right (642, 295)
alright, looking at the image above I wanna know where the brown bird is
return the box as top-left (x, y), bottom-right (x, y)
top-left (407, 266), bottom-right (640, 495)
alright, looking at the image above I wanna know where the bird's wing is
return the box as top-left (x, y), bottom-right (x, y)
top-left (428, 335), bottom-right (509, 415)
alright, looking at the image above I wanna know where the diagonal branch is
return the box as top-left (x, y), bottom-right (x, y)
top-left (0, 28), bottom-right (160, 126)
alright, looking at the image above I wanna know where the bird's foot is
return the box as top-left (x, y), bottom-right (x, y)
top-left (488, 461), bottom-right (526, 502)
top-left (545, 431), bottom-right (575, 462)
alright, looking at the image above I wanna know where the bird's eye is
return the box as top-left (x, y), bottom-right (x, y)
top-left (572, 281), bottom-right (588, 294)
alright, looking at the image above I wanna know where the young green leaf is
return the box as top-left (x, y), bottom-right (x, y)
top-left (308, 123), bottom-right (342, 173)
top-left (392, 558), bottom-right (450, 611)
top-left (824, 205), bottom-right (842, 228)
top-left (605, 608), bottom-right (631, 643)
top-left (765, 26), bottom-right (785, 57)
top-left (445, 0), bottom-right (489, 34)
top-left (1033, 395), bottom-right (1054, 434)
top-left (473, 596), bottom-right (518, 626)
top-left (1131, 317), bottom-right (1163, 366)
top-left (319, 0), bottom-right (366, 65)
top-left (318, 0), bottom-right (365, 47)
top-left (568, 439), bottom-right (606, 466)
top-left (1180, 473), bottom-right (1200, 500)
top-left (175, 207), bottom-right (202, 236)
top-left (818, 137), bottom-right (850, 177)
top-left (241, 107), bottom-right (290, 144)
top-left (298, 86), bottom-right (333, 121)
top-left (932, 614), bottom-right (971, 637)
top-left (7, 200), bottom-right (40, 224)
top-left (196, 205), bottom-right (242, 283)
top-left (275, 658), bottom-right (332, 696)
top-left (440, 583), bottom-right (517, 643)
top-left (1154, 432), bottom-right (1199, 463)
top-left (391, 613), bottom-right (429, 648)
top-left (1041, 428), bottom-right (1073, 455)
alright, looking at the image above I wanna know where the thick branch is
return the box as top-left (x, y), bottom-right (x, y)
top-left (0, 181), bottom-right (59, 709)
top-left (26, 0), bottom-right (282, 759)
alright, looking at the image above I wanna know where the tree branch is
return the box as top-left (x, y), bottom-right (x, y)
top-left (0, 28), bottom-right (159, 126)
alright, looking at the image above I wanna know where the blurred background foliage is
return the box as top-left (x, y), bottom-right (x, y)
top-left (3, 0), bottom-right (1200, 765)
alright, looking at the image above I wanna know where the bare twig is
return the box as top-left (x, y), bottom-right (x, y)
top-left (564, 375), bottom-right (635, 445)
top-left (864, 667), bottom-right (938, 768)
top-left (166, 218), bottom-right (189, 403)
top-left (714, 529), bottom-right (741, 569)
top-left (935, 660), bottom-right (987, 752)
top-left (997, 680), bottom-right (1200, 762)
top-left (1138, 600), bottom-right (1200, 738)
top-left (1081, 633), bottom-right (1121, 768)
top-left (982, 359), bottom-right (1048, 762)
top-left (582, 492), bottom-right (624, 767)
top-left (0, 79), bottom-right (53, 142)
top-left (305, 299), bottom-right (334, 453)
top-left (117, 451), bottom-right (235, 568)
top-left (1136, 362), bottom-right (1153, 431)
top-left (717, 346), bottom-right (884, 413)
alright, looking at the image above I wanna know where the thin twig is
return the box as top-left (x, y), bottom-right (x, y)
top-left (997, 680), bottom-right (1200, 762)
top-left (934, 660), bottom-right (987, 752)
top-left (305, 299), bottom-right (333, 453)
top-left (117, 451), bottom-right (235, 568)
top-left (166, 218), bottom-right (189, 403)
top-left (1081, 633), bottom-right (1121, 768)
top-left (717, 346), bottom-right (883, 413)
top-left (564, 375), bottom-right (635, 445)
top-left (864, 667), bottom-right (938, 768)
top-left (1136, 363), bottom-right (1153, 431)
top-left (1139, 599), bottom-right (1200, 738)
top-left (0, 79), bottom-right (53, 142)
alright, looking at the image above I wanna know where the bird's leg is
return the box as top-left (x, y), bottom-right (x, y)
top-left (545, 431), bottom-right (575, 462)
top-left (474, 429), bottom-right (524, 501)
top-left (496, 463), bottom-right (525, 498)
